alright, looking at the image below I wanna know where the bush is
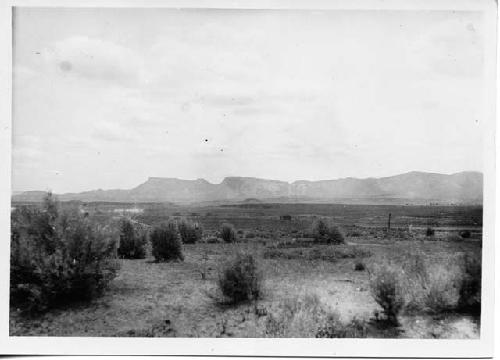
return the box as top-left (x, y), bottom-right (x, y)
top-left (150, 222), bottom-right (184, 262)
top-left (220, 223), bottom-right (236, 243)
top-left (217, 252), bottom-right (262, 304)
top-left (316, 316), bottom-right (368, 338)
top-left (369, 264), bottom-right (404, 324)
top-left (426, 227), bottom-right (435, 237)
top-left (10, 193), bottom-right (119, 313)
top-left (457, 254), bottom-right (481, 314)
top-left (117, 219), bottom-right (146, 259)
top-left (459, 230), bottom-right (472, 239)
top-left (245, 232), bottom-right (256, 239)
top-left (312, 219), bottom-right (345, 244)
top-left (178, 219), bottom-right (202, 244)
top-left (354, 261), bottom-right (366, 271)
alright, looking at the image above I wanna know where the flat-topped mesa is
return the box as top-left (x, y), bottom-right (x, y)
top-left (12, 171), bottom-right (483, 204)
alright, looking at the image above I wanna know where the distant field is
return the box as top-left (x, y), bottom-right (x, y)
top-left (10, 202), bottom-right (482, 338)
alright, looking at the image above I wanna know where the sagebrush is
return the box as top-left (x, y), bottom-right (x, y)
top-left (178, 219), bottom-right (203, 244)
top-left (220, 223), bottom-right (236, 243)
top-left (117, 219), bottom-right (147, 259)
top-left (10, 193), bottom-right (119, 313)
top-left (150, 222), bottom-right (184, 262)
top-left (311, 219), bottom-right (345, 244)
top-left (217, 252), bottom-right (262, 303)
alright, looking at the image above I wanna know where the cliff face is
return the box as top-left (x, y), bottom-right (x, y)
top-left (12, 171), bottom-right (483, 204)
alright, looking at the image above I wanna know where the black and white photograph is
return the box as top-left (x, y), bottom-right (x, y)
top-left (0, 0), bottom-right (496, 356)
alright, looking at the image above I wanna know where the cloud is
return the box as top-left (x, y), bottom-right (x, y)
top-left (42, 36), bottom-right (144, 86)
top-left (92, 121), bottom-right (139, 142)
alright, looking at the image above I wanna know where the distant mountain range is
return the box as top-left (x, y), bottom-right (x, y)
top-left (12, 171), bottom-right (483, 205)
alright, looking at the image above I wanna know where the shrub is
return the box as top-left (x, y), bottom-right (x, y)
top-left (369, 264), bottom-right (404, 324)
top-left (312, 219), bottom-right (345, 244)
top-left (217, 252), bottom-right (262, 304)
top-left (459, 230), bottom-right (472, 239)
top-left (178, 219), bottom-right (202, 244)
top-left (245, 232), bottom-right (256, 239)
top-left (220, 223), bottom-right (236, 243)
top-left (316, 316), bottom-right (368, 338)
top-left (150, 222), bottom-right (184, 262)
top-left (354, 261), bottom-right (366, 271)
top-left (10, 193), bottom-right (119, 313)
top-left (263, 293), bottom-right (369, 338)
top-left (264, 293), bottom-right (325, 337)
top-left (117, 219), bottom-right (146, 259)
top-left (426, 227), bottom-right (435, 237)
top-left (457, 254), bottom-right (481, 314)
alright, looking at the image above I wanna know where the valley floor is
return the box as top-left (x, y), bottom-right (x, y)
top-left (10, 238), bottom-right (481, 338)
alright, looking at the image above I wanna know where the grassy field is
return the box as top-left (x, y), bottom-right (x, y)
top-left (10, 203), bottom-right (482, 338)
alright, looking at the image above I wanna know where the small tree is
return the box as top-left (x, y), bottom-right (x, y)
top-left (117, 219), bottom-right (146, 259)
top-left (150, 222), bottom-right (183, 262)
top-left (217, 252), bottom-right (262, 304)
top-left (312, 219), bottom-right (344, 244)
top-left (220, 223), bottom-right (236, 243)
top-left (178, 219), bottom-right (203, 244)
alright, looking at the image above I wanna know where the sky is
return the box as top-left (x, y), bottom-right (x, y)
top-left (12, 8), bottom-right (487, 193)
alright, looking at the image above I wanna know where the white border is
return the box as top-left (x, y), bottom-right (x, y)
top-left (0, 0), bottom-right (496, 356)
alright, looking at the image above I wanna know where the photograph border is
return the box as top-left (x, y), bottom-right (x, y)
top-left (0, 0), bottom-right (496, 356)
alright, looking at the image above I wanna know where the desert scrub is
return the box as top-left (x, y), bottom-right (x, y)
top-left (150, 222), bottom-right (184, 262)
top-left (311, 218), bottom-right (345, 244)
top-left (457, 253), bottom-right (481, 314)
top-left (263, 245), bottom-right (371, 261)
top-left (316, 316), bottom-right (368, 338)
top-left (117, 219), bottom-right (147, 259)
top-left (369, 263), bottom-right (404, 324)
top-left (220, 223), bottom-right (236, 243)
top-left (264, 293), bottom-right (326, 337)
top-left (264, 293), bottom-right (368, 338)
top-left (426, 227), bottom-right (435, 237)
top-left (217, 252), bottom-right (262, 304)
top-left (178, 219), bottom-right (202, 244)
top-left (354, 260), bottom-right (366, 271)
top-left (10, 193), bottom-right (119, 314)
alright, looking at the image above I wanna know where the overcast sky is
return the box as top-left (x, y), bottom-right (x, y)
top-left (12, 8), bottom-right (486, 193)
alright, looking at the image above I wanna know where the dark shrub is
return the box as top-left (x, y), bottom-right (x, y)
top-left (245, 232), bottom-right (256, 239)
top-left (459, 230), bottom-right (472, 239)
top-left (457, 254), bottom-right (481, 314)
top-left (150, 222), bottom-right (184, 262)
top-left (369, 265), bottom-right (404, 324)
top-left (178, 219), bottom-right (202, 244)
top-left (117, 219), bottom-right (146, 259)
top-left (354, 261), bottom-right (366, 271)
top-left (312, 219), bottom-right (345, 244)
top-left (426, 227), bottom-right (435, 237)
top-left (10, 193), bottom-right (119, 313)
top-left (220, 223), bottom-right (236, 243)
top-left (217, 252), bottom-right (262, 304)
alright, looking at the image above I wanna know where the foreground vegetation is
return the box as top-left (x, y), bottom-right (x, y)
top-left (10, 196), bottom-right (482, 338)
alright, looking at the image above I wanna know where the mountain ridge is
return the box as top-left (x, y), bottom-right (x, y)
top-left (12, 171), bottom-right (483, 205)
